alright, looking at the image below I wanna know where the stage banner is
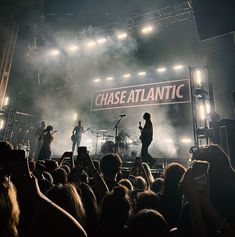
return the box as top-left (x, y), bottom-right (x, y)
top-left (91, 79), bottom-right (191, 111)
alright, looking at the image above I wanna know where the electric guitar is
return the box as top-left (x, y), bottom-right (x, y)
top-left (71, 128), bottom-right (90, 142)
top-left (39, 130), bottom-right (57, 140)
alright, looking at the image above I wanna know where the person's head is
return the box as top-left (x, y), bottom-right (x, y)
top-left (118, 178), bottom-right (134, 191)
top-left (44, 160), bottom-right (58, 173)
top-left (0, 176), bottom-right (20, 237)
top-left (136, 190), bottom-right (159, 213)
top-left (78, 120), bottom-right (81, 125)
top-left (46, 125), bottom-right (53, 132)
top-left (51, 168), bottom-right (68, 185)
top-left (129, 209), bottom-right (170, 237)
top-left (134, 176), bottom-right (147, 191)
top-left (41, 121), bottom-right (46, 128)
top-left (143, 112), bottom-right (151, 120)
top-left (151, 177), bottom-right (164, 194)
top-left (46, 183), bottom-right (86, 226)
top-left (100, 154), bottom-right (122, 180)
top-left (100, 186), bottom-right (131, 229)
top-left (163, 162), bottom-right (186, 196)
top-left (60, 165), bottom-right (71, 175)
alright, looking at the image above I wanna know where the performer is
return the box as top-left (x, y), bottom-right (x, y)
top-left (34, 121), bottom-right (46, 160)
top-left (71, 120), bottom-right (85, 154)
top-left (38, 125), bottom-right (54, 161)
top-left (138, 112), bottom-right (154, 165)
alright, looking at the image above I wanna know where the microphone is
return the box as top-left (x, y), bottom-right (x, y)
top-left (119, 114), bottom-right (126, 117)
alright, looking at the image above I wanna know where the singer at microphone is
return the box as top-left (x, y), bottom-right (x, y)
top-left (119, 114), bottom-right (126, 117)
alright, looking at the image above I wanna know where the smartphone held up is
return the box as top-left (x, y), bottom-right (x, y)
top-left (191, 160), bottom-right (210, 192)
top-left (76, 146), bottom-right (89, 167)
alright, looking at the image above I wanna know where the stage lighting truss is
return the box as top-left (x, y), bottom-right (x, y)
top-left (125, 1), bottom-right (193, 32)
top-left (189, 66), bottom-right (216, 146)
top-left (26, 1), bottom-right (194, 57)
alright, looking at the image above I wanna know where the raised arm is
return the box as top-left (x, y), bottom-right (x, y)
top-left (24, 175), bottom-right (87, 237)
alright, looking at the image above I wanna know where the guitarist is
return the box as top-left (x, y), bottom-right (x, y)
top-left (71, 120), bottom-right (85, 154)
top-left (138, 112), bottom-right (154, 165)
top-left (38, 125), bottom-right (55, 161)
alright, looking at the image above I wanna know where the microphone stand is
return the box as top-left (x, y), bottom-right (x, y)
top-left (113, 116), bottom-right (124, 154)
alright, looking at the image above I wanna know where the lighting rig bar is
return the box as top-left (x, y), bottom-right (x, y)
top-left (98, 1), bottom-right (194, 34)
top-left (126, 1), bottom-right (194, 30)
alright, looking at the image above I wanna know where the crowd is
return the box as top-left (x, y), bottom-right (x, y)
top-left (0, 141), bottom-right (235, 237)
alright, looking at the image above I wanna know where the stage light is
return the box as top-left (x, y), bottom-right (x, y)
top-left (97, 38), bottom-right (106, 44)
top-left (4, 96), bottom-right (9, 106)
top-left (173, 65), bottom-right (183, 70)
top-left (157, 67), bottom-right (166, 73)
top-left (123, 74), bottom-right (131, 78)
top-left (141, 25), bottom-right (154, 34)
top-left (117, 32), bottom-right (128, 40)
top-left (199, 104), bottom-right (206, 120)
top-left (67, 45), bottom-right (79, 52)
top-left (87, 41), bottom-right (96, 47)
top-left (74, 113), bottom-right (78, 121)
top-left (205, 101), bottom-right (211, 114)
top-left (181, 137), bottom-right (192, 144)
top-left (195, 70), bottom-right (202, 85)
top-left (126, 138), bottom-right (133, 144)
top-left (48, 49), bottom-right (60, 57)
top-left (0, 119), bottom-right (5, 130)
top-left (138, 71), bottom-right (146, 76)
top-left (164, 139), bottom-right (173, 143)
top-left (106, 77), bottom-right (113, 81)
top-left (94, 78), bottom-right (101, 83)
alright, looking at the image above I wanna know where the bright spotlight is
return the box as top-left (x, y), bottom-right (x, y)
top-left (164, 139), bottom-right (173, 143)
top-left (141, 25), bottom-right (154, 34)
top-left (67, 45), bottom-right (79, 52)
top-left (138, 71), bottom-right (146, 76)
top-left (49, 49), bottom-right (60, 56)
top-left (205, 101), bottom-right (211, 114)
top-left (94, 78), bottom-right (101, 83)
top-left (87, 41), bottom-right (96, 47)
top-left (74, 113), bottom-right (78, 121)
top-left (123, 74), bottom-right (131, 78)
top-left (181, 137), bottom-right (192, 144)
top-left (97, 38), bottom-right (107, 44)
top-left (4, 96), bottom-right (9, 106)
top-left (117, 32), bottom-right (128, 40)
top-left (199, 104), bottom-right (206, 120)
top-left (0, 119), bottom-right (5, 130)
top-left (157, 67), bottom-right (166, 73)
top-left (106, 77), bottom-right (113, 81)
top-left (173, 65), bottom-right (184, 70)
top-left (195, 70), bottom-right (202, 85)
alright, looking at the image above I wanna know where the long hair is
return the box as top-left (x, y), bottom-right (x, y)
top-left (0, 176), bottom-right (20, 237)
top-left (46, 183), bottom-right (86, 226)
